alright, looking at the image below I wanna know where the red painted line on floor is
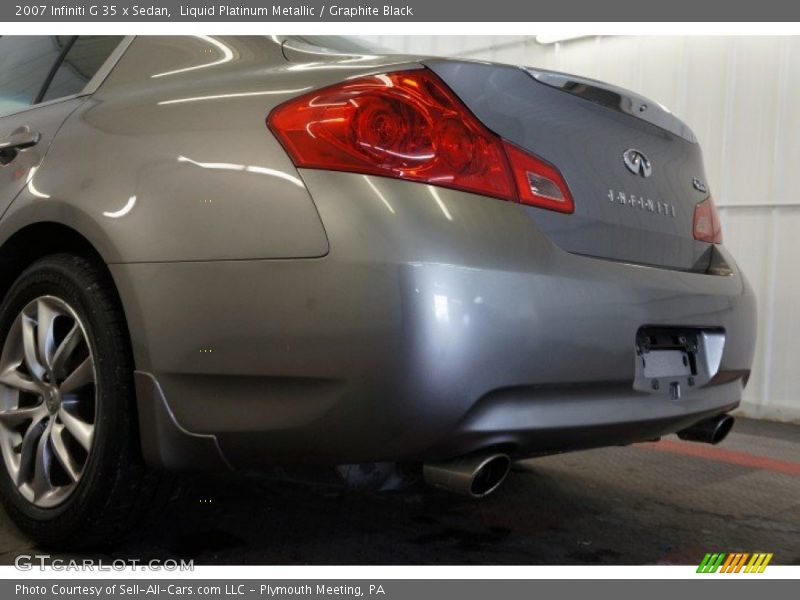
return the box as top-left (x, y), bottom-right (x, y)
top-left (635, 439), bottom-right (800, 477)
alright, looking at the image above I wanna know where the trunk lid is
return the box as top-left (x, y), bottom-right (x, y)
top-left (427, 59), bottom-right (715, 272)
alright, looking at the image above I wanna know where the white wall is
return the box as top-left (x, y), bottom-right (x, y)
top-left (361, 36), bottom-right (800, 422)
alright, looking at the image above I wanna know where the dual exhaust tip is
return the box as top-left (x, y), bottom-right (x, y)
top-left (423, 452), bottom-right (511, 498)
top-left (422, 414), bottom-right (734, 498)
top-left (677, 414), bottom-right (735, 445)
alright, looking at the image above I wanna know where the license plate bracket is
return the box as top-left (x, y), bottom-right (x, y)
top-left (633, 327), bottom-right (725, 399)
top-left (642, 349), bottom-right (692, 379)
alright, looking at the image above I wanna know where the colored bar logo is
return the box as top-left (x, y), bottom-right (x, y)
top-left (697, 552), bottom-right (773, 573)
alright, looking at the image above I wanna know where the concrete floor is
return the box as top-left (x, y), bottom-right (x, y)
top-left (0, 417), bottom-right (797, 565)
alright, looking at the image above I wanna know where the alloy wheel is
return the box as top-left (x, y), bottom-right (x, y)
top-left (0, 296), bottom-right (97, 508)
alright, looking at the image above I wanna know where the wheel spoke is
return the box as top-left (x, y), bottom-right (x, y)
top-left (51, 323), bottom-right (81, 379)
top-left (30, 422), bottom-right (54, 499)
top-left (60, 357), bottom-right (94, 394)
top-left (49, 423), bottom-right (80, 482)
top-left (58, 406), bottom-right (93, 451)
top-left (0, 367), bottom-right (42, 395)
top-left (17, 419), bottom-right (45, 487)
top-left (21, 315), bottom-right (45, 381)
top-left (36, 299), bottom-right (59, 373)
top-left (0, 404), bottom-right (44, 428)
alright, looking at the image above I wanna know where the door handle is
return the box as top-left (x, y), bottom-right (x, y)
top-left (0, 130), bottom-right (41, 152)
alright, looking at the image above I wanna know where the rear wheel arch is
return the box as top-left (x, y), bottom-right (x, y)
top-left (0, 223), bottom-right (117, 314)
top-left (0, 222), bottom-right (228, 474)
top-left (0, 222), bottom-right (138, 377)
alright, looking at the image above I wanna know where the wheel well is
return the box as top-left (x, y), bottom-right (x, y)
top-left (0, 222), bottom-right (109, 307)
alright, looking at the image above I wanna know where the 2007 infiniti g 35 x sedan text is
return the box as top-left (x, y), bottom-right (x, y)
top-left (0, 35), bottom-right (755, 547)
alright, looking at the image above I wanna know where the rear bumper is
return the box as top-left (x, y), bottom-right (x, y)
top-left (111, 172), bottom-right (756, 469)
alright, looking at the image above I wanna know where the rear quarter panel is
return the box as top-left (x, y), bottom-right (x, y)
top-left (1, 36), bottom-right (425, 263)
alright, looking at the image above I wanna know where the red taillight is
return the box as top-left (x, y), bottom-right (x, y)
top-left (268, 69), bottom-right (573, 213)
top-left (693, 196), bottom-right (722, 244)
top-left (503, 141), bottom-right (574, 213)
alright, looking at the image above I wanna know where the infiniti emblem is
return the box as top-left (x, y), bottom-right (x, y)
top-left (692, 177), bottom-right (708, 193)
top-left (622, 148), bottom-right (652, 178)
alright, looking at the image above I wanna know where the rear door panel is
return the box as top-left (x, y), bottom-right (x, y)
top-left (0, 99), bottom-right (84, 219)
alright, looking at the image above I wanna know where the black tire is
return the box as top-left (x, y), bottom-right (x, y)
top-left (0, 253), bottom-right (167, 549)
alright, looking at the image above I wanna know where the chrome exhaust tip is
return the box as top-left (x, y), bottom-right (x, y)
top-left (677, 414), bottom-right (735, 445)
top-left (423, 452), bottom-right (511, 498)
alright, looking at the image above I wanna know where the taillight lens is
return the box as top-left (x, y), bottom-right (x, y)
top-left (503, 141), bottom-right (574, 213)
top-left (268, 69), bottom-right (573, 213)
top-left (693, 196), bottom-right (722, 244)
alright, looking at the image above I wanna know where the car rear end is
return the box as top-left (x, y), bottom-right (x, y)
top-left (261, 44), bottom-right (756, 463)
top-left (104, 37), bottom-right (756, 473)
